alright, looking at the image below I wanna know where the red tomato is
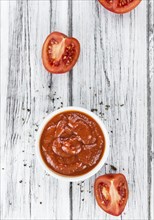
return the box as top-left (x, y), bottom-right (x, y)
top-left (98, 0), bottom-right (141, 14)
top-left (94, 173), bottom-right (129, 216)
top-left (42, 32), bottom-right (80, 74)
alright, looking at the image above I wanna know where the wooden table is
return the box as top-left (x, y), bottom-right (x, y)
top-left (1, 0), bottom-right (154, 219)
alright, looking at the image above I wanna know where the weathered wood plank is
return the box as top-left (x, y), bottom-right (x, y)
top-left (147, 0), bottom-right (154, 219)
top-left (72, 0), bottom-right (149, 219)
top-left (1, 1), bottom-right (71, 219)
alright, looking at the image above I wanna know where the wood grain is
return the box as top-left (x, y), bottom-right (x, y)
top-left (1, 1), bottom-right (71, 219)
top-left (1, 0), bottom-right (154, 220)
top-left (147, 0), bottom-right (154, 219)
top-left (71, 0), bottom-right (151, 219)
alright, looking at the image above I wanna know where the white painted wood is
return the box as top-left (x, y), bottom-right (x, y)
top-left (72, 0), bottom-right (152, 219)
top-left (1, 1), bottom-right (71, 219)
top-left (148, 0), bottom-right (154, 219)
top-left (1, 0), bottom-right (153, 220)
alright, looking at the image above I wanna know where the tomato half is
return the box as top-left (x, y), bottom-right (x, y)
top-left (94, 173), bottom-right (129, 216)
top-left (42, 32), bottom-right (80, 74)
top-left (98, 0), bottom-right (141, 14)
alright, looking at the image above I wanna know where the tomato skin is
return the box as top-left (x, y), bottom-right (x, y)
top-left (42, 32), bottom-right (80, 74)
top-left (98, 0), bottom-right (141, 14)
top-left (94, 173), bottom-right (129, 216)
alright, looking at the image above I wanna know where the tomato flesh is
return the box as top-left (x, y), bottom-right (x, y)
top-left (94, 173), bottom-right (129, 216)
top-left (42, 32), bottom-right (80, 74)
top-left (98, 0), bottom-right (141, 14)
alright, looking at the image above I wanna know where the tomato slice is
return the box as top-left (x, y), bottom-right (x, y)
top-left (98, 0), bottom-right (141, 14)
top-left (94, 173), bottom-right (129, 216)
top-left (42, 32), bottom-right (80, 74)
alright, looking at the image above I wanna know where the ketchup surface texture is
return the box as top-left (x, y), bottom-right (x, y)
top-left (40, 111), bottom-right (105, 176)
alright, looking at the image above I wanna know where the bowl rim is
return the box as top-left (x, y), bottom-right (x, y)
top-left (36, 106), bottom-right (110, 182)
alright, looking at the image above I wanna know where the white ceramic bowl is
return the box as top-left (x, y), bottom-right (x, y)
top-left (36, 107), bottom-right (110, 182)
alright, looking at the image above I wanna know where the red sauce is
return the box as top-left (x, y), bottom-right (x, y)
top-left (40, 111), bottom-right (105, 176)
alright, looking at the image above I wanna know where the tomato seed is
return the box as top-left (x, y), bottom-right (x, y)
top-left (62, 44), bottom-right (76, 66)
top-left (118, 0), bottom-right (133, 6)
top-left (53, 61), bottom-right (60, 66)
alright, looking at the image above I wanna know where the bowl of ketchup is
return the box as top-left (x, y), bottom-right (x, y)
top-left (36, 107), bottom-right (110, 181)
